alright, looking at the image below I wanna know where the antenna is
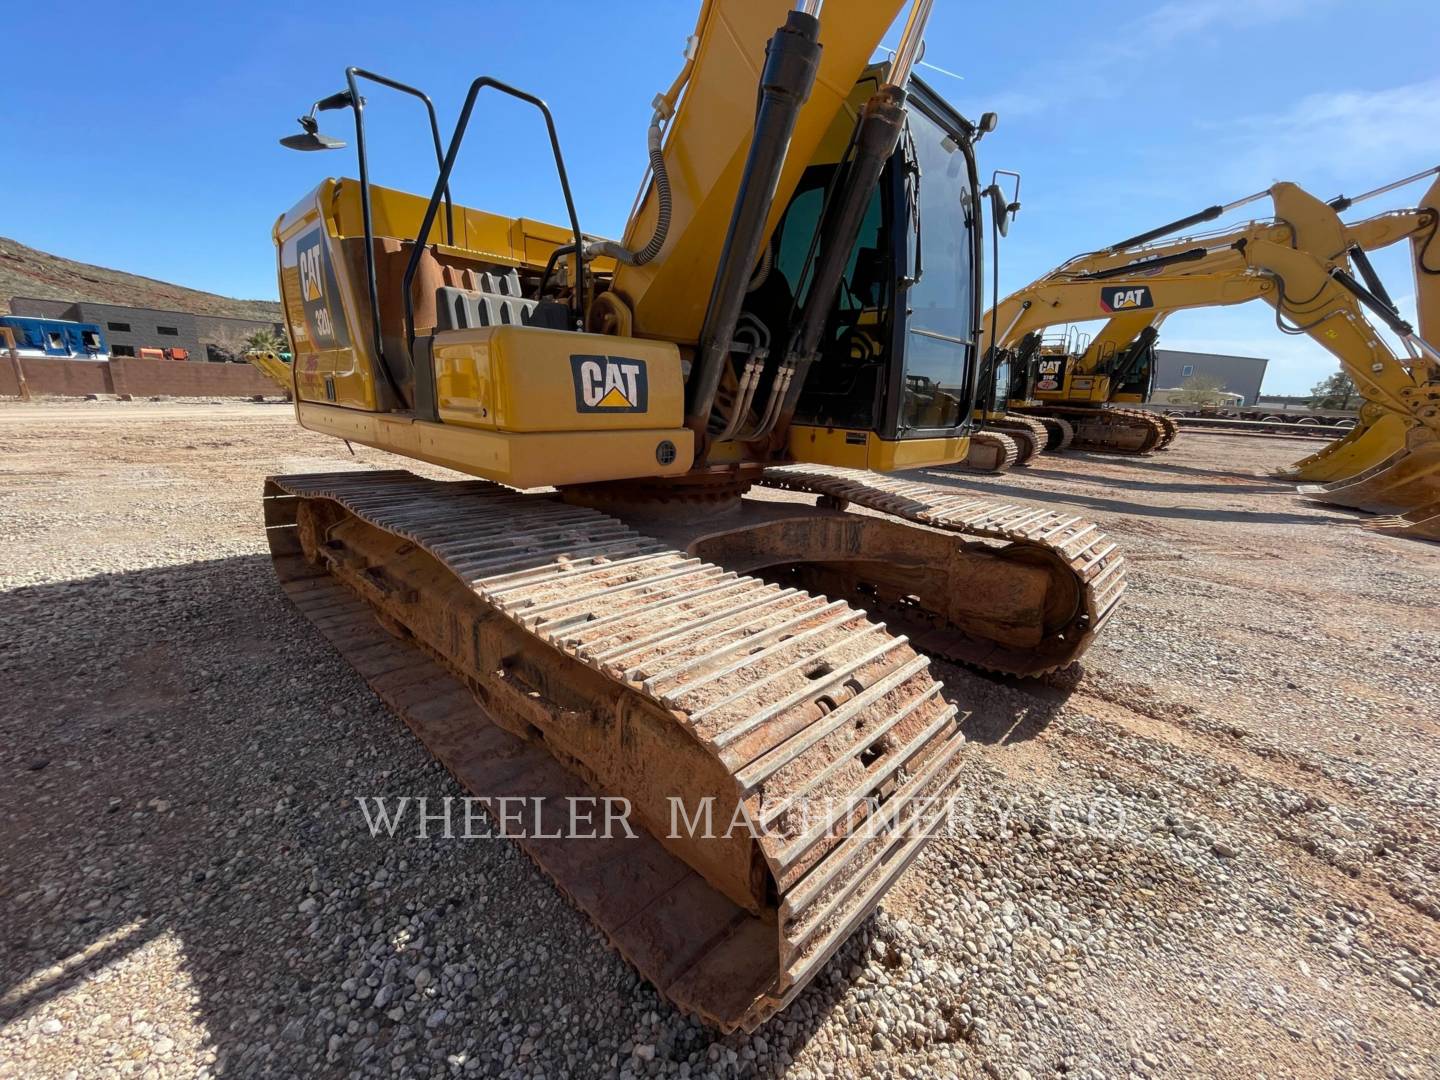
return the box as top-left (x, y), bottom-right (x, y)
top-left (878, 43), bottom-right (964, 81)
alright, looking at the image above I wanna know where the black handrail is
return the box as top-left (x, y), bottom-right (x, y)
top-left (402, 76), bottom-right (586, 359)
top-left (338, 68), bottom-right (454, 407)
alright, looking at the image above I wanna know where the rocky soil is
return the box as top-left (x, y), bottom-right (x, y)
top-left (1, 400), bottom-right (1436, 1079)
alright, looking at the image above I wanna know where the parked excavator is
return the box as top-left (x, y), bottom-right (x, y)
top-left (261, 0), bottom-right (1128, 1031)
top-left (975, 171), bottom-right (1440, 522)
top-left (245, 349), bottom-right (294, 397)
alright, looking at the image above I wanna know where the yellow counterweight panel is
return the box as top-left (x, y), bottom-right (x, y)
top-left (433, 325), bottom-right (685, 432)
top-left (610, 0), bottom-right (905, 344)
top-left (1052, 373), bottom-right (1112, 403)
top-left (272, 179), bottom-right (620, 416)
top-left (297, 401), bottom-right (693, 489)
top-left (788, 425), bottom-right (971, 472)
top-left (274, 187), bottom-right (381, 411)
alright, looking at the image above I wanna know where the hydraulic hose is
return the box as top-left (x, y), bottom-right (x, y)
top-left (686, 9), bottom-right (822, 437)
top-left (586, 113), bottom-right (672, 266)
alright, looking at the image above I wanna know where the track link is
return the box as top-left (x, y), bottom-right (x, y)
top-left (1154, 412), bottom-right (1180, 450)
top-left (1023, 405), bottom-right (1165, 455)
top-left (1034, 415), bottom-right (1075, 452)
top-left (757, 464), bottom-right (1128, 675)
top-left (265, 470), bottom-right (967, 1032)
top-left (991, 414), bottom-right (1051, 465)
top-left (955, 431), bottom-right (1020, 472)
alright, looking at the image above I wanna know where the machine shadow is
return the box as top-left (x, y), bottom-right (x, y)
top-left (0, 554), bottom-right (866, 1074)
top-left (1010, 465), bottom-right (1293, 497)
top-left (928, 660), bottom-right (1079, 748)
top-left (905, 468), bottom-right (1336, 527)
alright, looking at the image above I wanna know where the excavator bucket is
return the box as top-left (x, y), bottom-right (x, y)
top-left (1297, 430), bottom-right (1440, 525)
top-left (1273, 413), bottom-right (1414, 483)
top-left (1363, 503), bottom-right (1440, 542)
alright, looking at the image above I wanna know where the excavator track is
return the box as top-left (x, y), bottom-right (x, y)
top-left (1034, 415), bottom-right (1075, 452)
top-left (262, 466), bottom-right (1126, 1031)
top-left (1022, 405), bottom-right (1165, 455)
top-left (1154, 412), bottom-right (1180, 450)
top-left (265, 469), bottom-right (969, 1032)
top-left (990, 414), bottom-right (1053, 464)
top-left (952, 431), bottom-right (1020, 472)
top-left (756, 464), bottom-right (1127, 674)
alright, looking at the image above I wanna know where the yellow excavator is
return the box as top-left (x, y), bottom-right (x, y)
top-left (245, 349), bottom-right (294, 397)
top-left (262, 1), bottom-right (1127, 1031)
top-left (975, 173), bottom-right (1440, 535)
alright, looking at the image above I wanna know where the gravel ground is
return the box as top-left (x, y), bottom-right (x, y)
top-left (1, 399), bottom-right (1437, 1080)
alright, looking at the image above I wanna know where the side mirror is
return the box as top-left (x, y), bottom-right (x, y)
top-left (986, 185), bottom-right (1011, 237)
top-left (985, 169), bottom-right (1022, 236)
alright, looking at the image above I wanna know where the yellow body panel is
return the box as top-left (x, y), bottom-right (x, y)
top-left (788, 425), bottom-right (971, 472)
top-left (298, 401), bottom-right (693, 489)
top-left (273, 180), bottom-right (616, 416)
top-left (433, 325), bottom-right (684, 432)
top-left (1035, 372), bottom-right (1112, 404)
top-left (611, 0), bottom-right (905, 343)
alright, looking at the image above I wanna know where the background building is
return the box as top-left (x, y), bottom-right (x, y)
top-left (1153, 349), bottom-right (1268, 404)
top-left (9, 296), bottom-right (282, 362)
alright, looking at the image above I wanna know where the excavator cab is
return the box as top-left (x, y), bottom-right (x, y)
top-left (746, 75), bottom-right (984, 465)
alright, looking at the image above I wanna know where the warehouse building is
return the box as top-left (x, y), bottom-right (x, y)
top-left (8, 296), bottom-right (282, 363)
top-left (1153, 349), bottom-right (1269, 405)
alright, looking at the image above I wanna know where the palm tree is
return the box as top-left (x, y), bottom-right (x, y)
top-left (241, 328), bottom-right (288, 355)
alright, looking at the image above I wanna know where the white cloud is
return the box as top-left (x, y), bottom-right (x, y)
top-left (987, 0), bottom-right (1326, 116)
top-left (1209, 79), bottom-right (1440, 189)
top-left (1134, 0), bottom-right (1312, 47)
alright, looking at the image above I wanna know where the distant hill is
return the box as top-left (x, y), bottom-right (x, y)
top-left (0, 236), bottom-right (280, 321)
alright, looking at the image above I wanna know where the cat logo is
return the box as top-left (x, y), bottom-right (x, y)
top-left (294, 229), bottom-right (348, 350)
top-left (1035, 356), bottom-right (1067, 392)
top-left (300, 247), bottom-right (324, 302)
top-left (1099, 285), bottom-right (1154, 313)
top-left (571, 355), bottom-right (649, 413)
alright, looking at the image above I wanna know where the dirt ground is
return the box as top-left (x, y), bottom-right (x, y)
top-left (1, 399), bottom-right (1436, 1080)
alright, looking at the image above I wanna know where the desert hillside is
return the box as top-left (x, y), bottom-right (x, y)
top-left (0, 236), bottom-right (280, 321)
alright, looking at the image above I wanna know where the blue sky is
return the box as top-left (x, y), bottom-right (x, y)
top-left (5, 0), bottom-right (1437, 393)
